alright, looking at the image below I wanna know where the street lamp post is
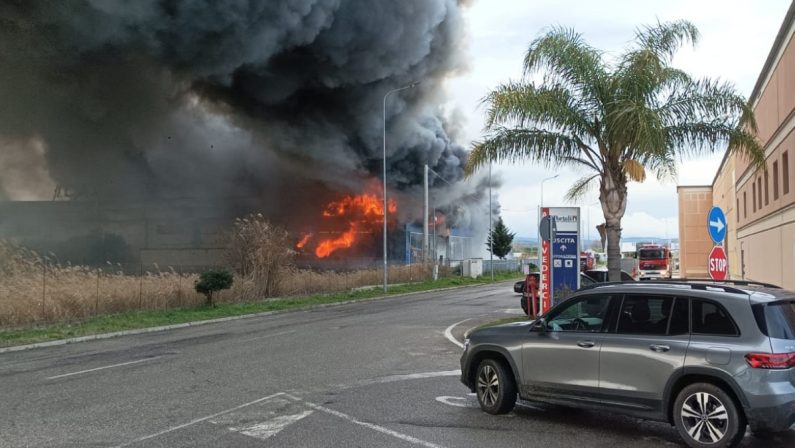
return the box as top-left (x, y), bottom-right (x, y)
top-left (383, 83), bottom-right (417, 293)
top-left (489, 163), bottom-right (494, 280)
top-left (424, 164), bottom-right (453, 280)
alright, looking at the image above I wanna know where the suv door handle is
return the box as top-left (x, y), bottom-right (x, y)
top-left (649, 344), bottom-right (671, 353)
top-left (577, 340), bottom-right (596, 348)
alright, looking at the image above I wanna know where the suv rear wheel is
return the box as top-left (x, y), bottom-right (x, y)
top-left (475, 359), bottom-right (516, 414)
top-left (673, 383), bottom-right (746, 448)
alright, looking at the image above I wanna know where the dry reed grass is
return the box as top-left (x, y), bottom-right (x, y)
top-left (0, 240), bottom-right (435, 328)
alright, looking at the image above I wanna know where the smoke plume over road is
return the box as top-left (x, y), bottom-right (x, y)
top-left (0, 0), bottom-right (492, 236)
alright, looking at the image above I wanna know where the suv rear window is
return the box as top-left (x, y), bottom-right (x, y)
top-left (692, 299), bottom-right (739, 336)
top-left (752, 300), bottom-right (795, 340)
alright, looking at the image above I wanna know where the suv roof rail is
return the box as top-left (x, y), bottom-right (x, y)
top-left (578, 280), bottom-right (750, 295)
top-left (672, 278), bottom-right (782, 289)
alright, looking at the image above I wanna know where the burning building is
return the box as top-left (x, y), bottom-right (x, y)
top-left (0, 1), bottom-right (491, 266)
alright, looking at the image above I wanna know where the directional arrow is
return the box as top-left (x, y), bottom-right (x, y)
top-left (709, 217), bottom-right (725, 233)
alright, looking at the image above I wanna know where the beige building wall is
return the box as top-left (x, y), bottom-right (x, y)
top-left (677, 186), bottom-right (713, 278)
top-left (732, 4), bottom-right (795, 288)
top-left (711, 152), bottom-right (741, 278)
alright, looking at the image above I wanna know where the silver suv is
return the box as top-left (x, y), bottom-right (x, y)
top-left (460, 280), bottom-right (795, 448)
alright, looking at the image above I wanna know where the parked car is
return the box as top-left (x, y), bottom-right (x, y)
top-left (582, 268), bottom-right (636, 283)
top-left (520, 273), bottom-right (595, 315)
top-left (513, 273), bottom-right (540, 294)
top-left (463, 280), bottom-right (795, 447)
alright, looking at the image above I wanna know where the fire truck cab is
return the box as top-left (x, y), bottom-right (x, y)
top-left (636, 243), bottom-right (672, 280)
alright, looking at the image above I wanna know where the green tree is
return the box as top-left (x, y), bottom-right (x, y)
top-left (195, 269), bottom-right (234, 307)
top-left (466, 21), bottom-right (764, 281)
top-left (487, 217), bottom-right (515, 259)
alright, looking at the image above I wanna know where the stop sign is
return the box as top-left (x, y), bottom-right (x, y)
top-left (708, 246), bottom-right (728, 281)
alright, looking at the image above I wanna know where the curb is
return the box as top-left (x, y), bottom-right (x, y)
top-left (0, 281), bottom-right (514, 354)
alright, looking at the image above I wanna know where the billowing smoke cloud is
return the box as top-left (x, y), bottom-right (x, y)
top-left (0, 0), bottom-right (490, 233)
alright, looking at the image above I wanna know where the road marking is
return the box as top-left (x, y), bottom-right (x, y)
top-left (284, 394), bottom-right (446, 448)
top-left (358, 369), bottom-right (460, 386)
top-left (46, 356), bottom-right (163, 380)
top-left (435, 396), bottom-right (472, 408)
top-left (444, 318), bottom-right (471, 348)
top-left (436, 394), bottom-right (544, 412)
top-left (112, 392), bottom-right (286, 447)
top-left (229, 410), bottom-right (313, 440)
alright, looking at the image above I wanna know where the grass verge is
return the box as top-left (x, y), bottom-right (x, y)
top-left (0, 271), bottom-right (522, 348)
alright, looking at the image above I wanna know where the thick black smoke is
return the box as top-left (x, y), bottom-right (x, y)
top-left (0, 0), bottom-right (489, 231)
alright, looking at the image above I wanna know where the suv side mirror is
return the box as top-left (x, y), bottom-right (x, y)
top-left (531, 318), bottom-right (547, 333)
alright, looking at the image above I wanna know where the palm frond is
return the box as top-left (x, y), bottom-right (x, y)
top-left (656, 78), bottom-right (754, 128)
top-left (634, 20), bottom-right (699, 62)
top-left (483, 82), bottom-right (594, 138)
top-left (523, 27), bottom-right (606, 108)
top-left (664, 121), bottom-right (765, 169)
top-left (564, 174), bottom-right (599, 202)
top-left (465, 127), bottom-right (582, 176)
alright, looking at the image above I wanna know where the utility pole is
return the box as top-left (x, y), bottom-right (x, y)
top-left (489, 163), bottom-right (494, 280)
top-left (424, 164), bottom-right (429, 262)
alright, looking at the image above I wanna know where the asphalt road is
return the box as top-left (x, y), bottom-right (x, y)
top-left (0, 282), bottom-right (793, 448)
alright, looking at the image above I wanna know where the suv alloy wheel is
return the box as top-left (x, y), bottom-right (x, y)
top-left (673, 383), bottom-right (746, 448)
top-left (475, 359), bottom-right (517, 414)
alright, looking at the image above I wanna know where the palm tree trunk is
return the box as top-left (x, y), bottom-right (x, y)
top-left (600, 170), bottom-right (628, 282)
top-left (605, 218), bottom-right (622, 282)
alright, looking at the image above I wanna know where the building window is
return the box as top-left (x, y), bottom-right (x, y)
top-left (736, 198), bottom-right (739, 221)
top-left (752, 182), bottom-right (757, 212)
top-left (774, 160), bottom-right (780, 200)
top-left (743, 191), bottom-right (747, 218)
top-left (757, 177), bottom-right (763, 208)
top-left (785, 151), bottom-right (790, 195)
top-left (764, 169), bottom-right (769, 206)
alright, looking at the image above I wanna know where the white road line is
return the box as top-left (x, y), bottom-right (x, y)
top-left (229, 410), bottom-right (314, 440)
top-left (358, 370), bottom-right (461, 386)
top-left (444, 318), bottom-right (470, 348)
top-left (435, 396), bottom-right (471, 408)
top-left (46, 356), bottom-right (164, 380)
top-left (112, 392), bottom-right (286, 447)
top-left (284, 394), bottom-right (447, 448)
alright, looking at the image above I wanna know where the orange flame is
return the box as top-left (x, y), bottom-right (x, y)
top-left (322, 194), bottom-right (396, 218)
top-left (315, 225), bottom-right (357, 258)
top-left (296, 233), bottom-right (312, 249)
top-left (305, 191), bottom-right (398, 258)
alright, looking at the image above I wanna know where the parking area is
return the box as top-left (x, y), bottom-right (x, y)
top-left (120, 372), bottom-right (795, 448)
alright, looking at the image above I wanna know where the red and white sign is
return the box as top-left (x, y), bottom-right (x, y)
top-left (540, 207), bottom-right (551, 314)
top-left (708, 246), bottom-right (728, 281)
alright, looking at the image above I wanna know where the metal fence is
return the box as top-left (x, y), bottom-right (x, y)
top-left (482, 259), bottom-right (524, 273)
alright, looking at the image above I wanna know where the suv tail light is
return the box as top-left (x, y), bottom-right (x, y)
top-left (745, 352), bottom-right (795, 369)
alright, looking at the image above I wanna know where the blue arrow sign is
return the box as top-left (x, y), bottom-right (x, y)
top-left (707, 206), bottom-right (727, 244)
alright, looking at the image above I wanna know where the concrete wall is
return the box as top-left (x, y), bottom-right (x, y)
top-left (677, 186), bottom-right (714, 278)
top-left (0, 200), bottom-right (231, 266)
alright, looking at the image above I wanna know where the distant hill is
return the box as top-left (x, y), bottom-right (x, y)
top-left (515, 236), bottom-right (679, 246)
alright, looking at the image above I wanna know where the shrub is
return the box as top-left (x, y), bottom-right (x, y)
top-left (195, 269), bottom-right (233, 307)
top-left (226, 214), bottom-right (294, 298)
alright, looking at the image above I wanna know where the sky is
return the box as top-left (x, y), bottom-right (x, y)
top-left (445, 0), bottom-right (791, 240)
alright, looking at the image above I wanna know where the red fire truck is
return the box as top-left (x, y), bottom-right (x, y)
top-left (636, 243), bottom-right (672, 280)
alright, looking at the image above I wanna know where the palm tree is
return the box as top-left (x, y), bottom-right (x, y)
top-left (465, 21), bottom-right (765, 281)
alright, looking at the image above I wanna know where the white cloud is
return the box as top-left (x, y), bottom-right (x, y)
top-left (447, 0), bottom-right (790, 238)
